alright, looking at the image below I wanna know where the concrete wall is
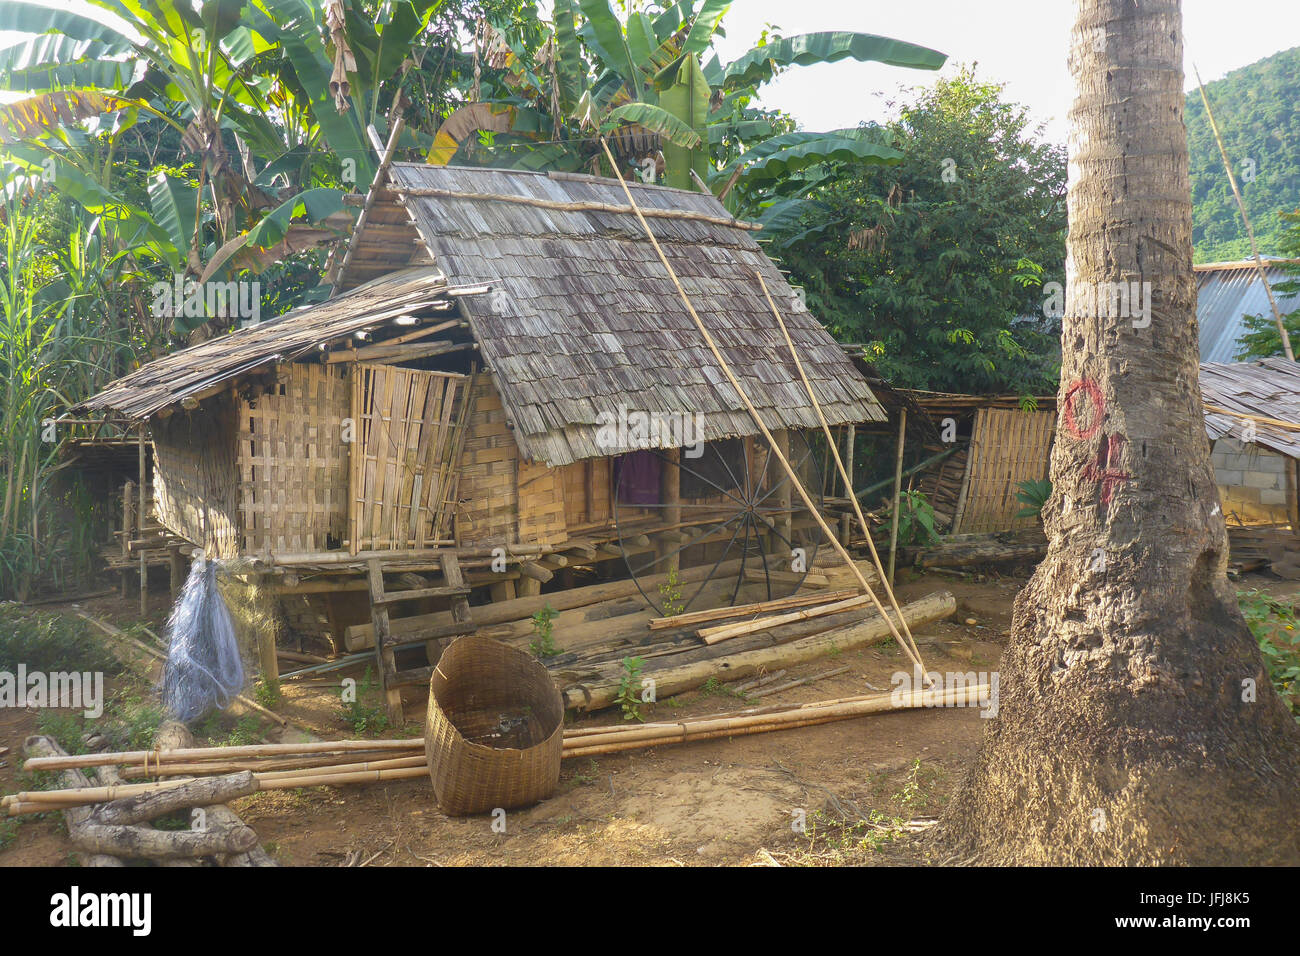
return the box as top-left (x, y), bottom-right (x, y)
top-left (1211, 437), bottom-right (1294, 525)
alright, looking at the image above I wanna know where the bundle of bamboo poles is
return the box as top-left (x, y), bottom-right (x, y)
top-left (6, 684), bottom-right (989, 816)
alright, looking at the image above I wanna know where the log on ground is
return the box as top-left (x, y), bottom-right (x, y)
top-left (561, 590), bottom-right (955, 711)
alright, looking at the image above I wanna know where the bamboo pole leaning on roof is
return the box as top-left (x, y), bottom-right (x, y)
top-left (756, 271), bottom-right (929, 672)
top-left (598, 135), bottom-right (929, 677)
top-left (888, 409), bottom-right (907, 586)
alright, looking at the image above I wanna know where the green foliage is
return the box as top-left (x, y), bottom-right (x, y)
top-left (254, 678), bottom-right (282, 709)
top-left (1187, 47), bottom-right (1300, 263)
top-left (699, 675), bottom-right (744, 699)
top-left (340, 665), bottom-right (391, 736)
top-left (1233, 209), bottom-right (1300, 360)
top-left (0, 604), bottom-right (121, 675)
top-left (1014, 478), bottom-right (1052, 520)
top-left (658, 566), bottom-right (684, 617)
top-left (451, 2), bottom-right (941, 199)
top-left (0, 818), bottom-right (18, 850)
top-left (1237, 589), bottom-right (1300, 718)
top-left (889, 490), bottom-right (939, 547)
top-left (616, 655), bottom-right (645, 722)
top-left (529, 602), bottom-right (560, 658)
top-left (769, 66), bottom-right (1066, 395)
top-left (33, 688), bottom-right (164, 754)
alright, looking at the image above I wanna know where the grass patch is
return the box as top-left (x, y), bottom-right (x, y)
top-left (340, 667), bottom-right (391, 737)
top-left (32, 689), bottom-right (164, 755)
top-left (0, 604), bottom-right (122, 675)
top-left (195, 712), bottom-right (265, 747)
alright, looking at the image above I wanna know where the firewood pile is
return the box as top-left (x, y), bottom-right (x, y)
top-left (17, 721), bottom-right (277, 867)
top-left (1227, 525), bottom-right (1300, 578)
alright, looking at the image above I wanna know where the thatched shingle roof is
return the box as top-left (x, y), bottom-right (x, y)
top-left (373, 164), bottom-right (884, 465)
top-left (76, 268), bottom-right (476, 420)
top-left (81, 165), bottom-right (885, 464)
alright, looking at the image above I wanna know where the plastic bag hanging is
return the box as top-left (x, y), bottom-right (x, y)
top-left (162, 557), bottom-right (245, 723)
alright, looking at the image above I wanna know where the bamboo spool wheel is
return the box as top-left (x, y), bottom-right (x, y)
top-left (611, 431), bottom-right (827, 615)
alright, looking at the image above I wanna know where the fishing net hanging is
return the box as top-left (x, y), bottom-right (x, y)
top-left (162, 557), bottom-right (245, 723)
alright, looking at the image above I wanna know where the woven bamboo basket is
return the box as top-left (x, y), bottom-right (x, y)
top-left (424, 635), bottom-right (564, 815)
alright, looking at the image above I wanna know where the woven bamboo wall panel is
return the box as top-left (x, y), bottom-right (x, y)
top-left (955, 408), bottom-right (1055, 534)
top-left (350, 363), bottom-right (468, 552)
top-left (560, 458), bottom-right (611, 530)
top-left (517, 458), bottom-right (568, 546)
top-left (238, 364), bottom-right (350, 554)
top-left (153, 393), bottom-right (241, 558)
top-left (456, 377), bottom-right (519, 545)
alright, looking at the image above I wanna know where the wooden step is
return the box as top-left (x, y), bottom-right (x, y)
top-left (389, 665), bottom-right (435, 689)
top-left (380, 618), bottom-right (475, 649)
top-left (371, 585), bottom-right (471, 606)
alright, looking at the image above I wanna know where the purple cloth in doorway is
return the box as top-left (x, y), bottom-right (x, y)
top-left (615, 451), bottom-right (662, 505)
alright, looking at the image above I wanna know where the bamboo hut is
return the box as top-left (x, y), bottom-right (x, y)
top-left (75, 165), bottom-right (887, 716)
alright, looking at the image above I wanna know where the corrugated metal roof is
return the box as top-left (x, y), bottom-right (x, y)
top-left (1196, 260), bottom-right (1300, 363)
top-left (1200, 357), bottom-right (1300, 459)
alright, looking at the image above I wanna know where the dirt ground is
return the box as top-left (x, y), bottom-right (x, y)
top-left (4, 567), bottom-right (1287, 867)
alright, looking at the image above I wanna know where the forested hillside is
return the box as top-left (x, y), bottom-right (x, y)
top-left (1187, 46), bottom-right (1300, 263)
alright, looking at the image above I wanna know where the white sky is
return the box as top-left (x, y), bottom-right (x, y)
top-left (706, 0), bottom-right (1300, 145)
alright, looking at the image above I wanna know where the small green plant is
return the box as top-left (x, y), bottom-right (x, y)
top-left (340, 666), bottom-right (391, 736)
top-left (224, 715), bottom-right (265, 747)
top-left (253, 678), bottom-right (282, 709)
top-left (1014, 478), bottom-right (1052, 520)
top-left (658, 566), bottom-right (684, 617)
top-left (889, 490), bottom-right (939, 547)
top-left (0, 818), bottom-right (19, 851)
top-left (35, 710), bottom-right (88, 755)
top-left (529, 603), bottom-right (560, 658)
top-left (616, 656), bottom-right (646, 722)
top-left (699, 676), bottom-right (745, 699)
top-left (1238, 589), bottom-right (1300, 718)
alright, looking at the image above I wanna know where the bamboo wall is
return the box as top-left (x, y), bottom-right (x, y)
top-left (349, 364), bottom-right (468, 552)
top-left (455, 376), bottom-right (520, 544)
top-left (560, 458), bottom-right (612, 530)
top-left (237, 363), bottom-right (351, 555)
top-left (151, 393), bottom-right (241, 558)
top-left (955, 407), bottom-right (1055, 534)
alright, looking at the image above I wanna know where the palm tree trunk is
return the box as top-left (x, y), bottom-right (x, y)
top-left (937, 0), bottom-right (1300, 865)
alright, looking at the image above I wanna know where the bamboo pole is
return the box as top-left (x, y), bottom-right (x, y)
top-left (1194, 65), bottom-right (1294, 361)
top-left (562, 684), bottom-right (990, 758)
top-left (389, 186), bottom-right (762, 230)
top-left (698, 593), bottom-right (872, 644)
top-left (596, 136), bottom-right (928, 678)
top-left (138, 426), bottom-right (147, 617)
top-left (23, 738), bottom-right (423, 774)
top-left (9, 686), bottom-right (990, 815)
top-left (888, 409), bottom-right (907, 585)
top-left (757, 273), bottom-right (928, 673)
top-left (649, 588), bottom-right (859, 630)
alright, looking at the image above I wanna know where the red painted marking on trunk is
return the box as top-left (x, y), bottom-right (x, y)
top-left (1063, 379), bottom-right (1105, 440)
top-left (1083, 433), bottom-right (1131, 504)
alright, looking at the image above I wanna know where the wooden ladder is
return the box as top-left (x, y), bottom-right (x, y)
top-left (366, 552), bottom-right (475, 724)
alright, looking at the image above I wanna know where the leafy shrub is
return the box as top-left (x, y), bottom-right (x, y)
top-left (1015, 478), bottom-right (1052, 520)
top-left (1238, 589), bottom-right (1300, 718)
top-left (890, 490), bottom-right (940, 547)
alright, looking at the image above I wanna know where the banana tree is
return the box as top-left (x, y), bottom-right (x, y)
top-left (433, 1), bottom-right (945, 197)
top-left (0, 0), bottom-right (446, 291)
